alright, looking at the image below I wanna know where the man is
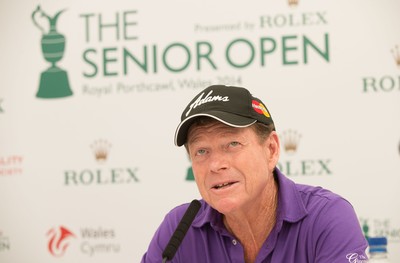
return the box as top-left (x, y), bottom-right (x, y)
top-left (142, 85), bottom-right (368, 263)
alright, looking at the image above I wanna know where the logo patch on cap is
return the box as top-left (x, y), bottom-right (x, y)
top-left (252, 100), bottom-right (270, 118)
top-left (185, 90), bottom-right (230, 117)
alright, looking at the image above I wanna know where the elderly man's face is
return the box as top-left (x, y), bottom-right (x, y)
top-left (187, 120), bottom-right (279, 215)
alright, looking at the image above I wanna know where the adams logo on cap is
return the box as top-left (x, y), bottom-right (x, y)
top-left (252, 100), bottom-right (270, 118)
top-left (185, 90), bottom-right (229, 117)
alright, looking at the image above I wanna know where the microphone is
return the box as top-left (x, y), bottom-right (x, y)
top-left (162, 199), bottom-right (201, 262)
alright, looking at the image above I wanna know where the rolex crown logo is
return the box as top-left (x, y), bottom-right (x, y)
top-left (288, 0), bottom-right (299, 7)
top-left (391, 45), bottom-right (400, 67)
top-left (91, 139), bottom-right (111, 163)
top-left (280, 129), bottom-right (301, 154)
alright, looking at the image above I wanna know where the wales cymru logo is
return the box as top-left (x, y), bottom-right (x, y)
top-left (47, 226), bottom-right (76, 257)
top-left (32, 5), bottom-right (72, 99)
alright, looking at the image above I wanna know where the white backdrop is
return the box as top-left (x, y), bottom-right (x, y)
top-left (0, 0), bottom-right (399, 262)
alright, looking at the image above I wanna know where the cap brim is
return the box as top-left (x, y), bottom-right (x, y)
top-left (174, 111), bottom-right (256, 146)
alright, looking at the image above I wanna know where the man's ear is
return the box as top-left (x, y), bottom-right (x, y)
top-left (267, 131), bottom-right (280, 170)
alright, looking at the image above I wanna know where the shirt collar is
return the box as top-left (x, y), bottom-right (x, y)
top-left (274, 168), bottom-right (308, 223)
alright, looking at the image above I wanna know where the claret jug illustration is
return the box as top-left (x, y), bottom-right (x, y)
top-left (32, 6), bottom-right (72, 98)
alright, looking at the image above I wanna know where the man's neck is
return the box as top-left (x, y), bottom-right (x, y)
top-left (223, 179), bottom-right (278, 263)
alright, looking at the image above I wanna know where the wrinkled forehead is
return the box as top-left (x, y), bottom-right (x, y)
top-left (187, 120), bottom-right (248, 145)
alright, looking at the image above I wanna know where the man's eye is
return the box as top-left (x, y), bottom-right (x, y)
top-left (229, 141), bottom-right (240, 147)
top-left (197, 149), bottom-right (206, 155)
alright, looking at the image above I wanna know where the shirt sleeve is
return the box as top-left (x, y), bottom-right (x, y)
top-left (141, 205), bottom-right (187, 263)
top-left (312, 196), bottom-right (369, 263)
top-left (141, 223), bottom-right (166, 263)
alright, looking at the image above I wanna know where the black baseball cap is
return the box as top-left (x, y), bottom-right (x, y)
top-left (174, 85), bottom-right (274, 146)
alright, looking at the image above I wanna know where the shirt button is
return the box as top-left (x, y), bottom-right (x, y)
top-left (232, 239), bottom-right (237, 245)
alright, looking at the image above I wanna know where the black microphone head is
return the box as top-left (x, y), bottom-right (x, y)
top-left (162, 199), bottom-right (201, 260)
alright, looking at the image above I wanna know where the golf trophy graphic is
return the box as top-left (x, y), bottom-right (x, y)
top-left (32, 6), bottom-right (72, 98)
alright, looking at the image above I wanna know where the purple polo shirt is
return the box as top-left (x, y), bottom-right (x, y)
top-left (142, 169), bottom-right (368, 262)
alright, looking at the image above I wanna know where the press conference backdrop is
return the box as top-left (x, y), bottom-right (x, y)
top-left (0, 0), bottom-right (399, 262)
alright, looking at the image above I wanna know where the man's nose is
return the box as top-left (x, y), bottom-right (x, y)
top-left (209, 150), bottom-right (230, 173)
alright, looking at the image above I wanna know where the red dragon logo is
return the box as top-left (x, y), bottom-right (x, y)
top-left (47, 226), bottom-right (75, 257)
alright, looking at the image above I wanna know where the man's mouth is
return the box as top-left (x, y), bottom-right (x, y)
top-left (213, 182), bottom-right (236, 189)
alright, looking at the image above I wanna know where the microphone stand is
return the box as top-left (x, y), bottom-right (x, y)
top-left (161, 199), bottom-right (201, 262)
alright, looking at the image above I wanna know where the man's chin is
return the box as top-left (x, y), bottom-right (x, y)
top-left (212, 198), bottom-right (241, 215)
